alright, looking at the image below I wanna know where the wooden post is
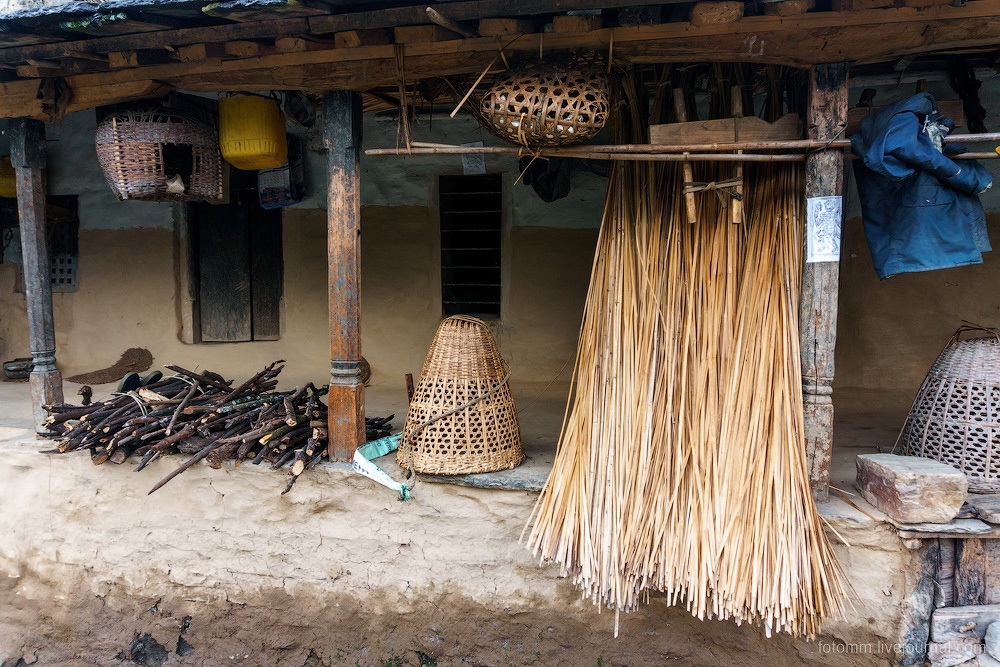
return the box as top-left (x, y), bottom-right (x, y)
top-left (11, 118), bottom-right (63, 435)
top-left (801, 63), bottom-right (848, 502)
top-left (730, 84), bottom-right (744, 225)
top-left (323, 91), bottom-right (365, 462)
top-left (898, 540), bottom-right (938, 667)
top-left (672, 88), bottom-right (698, 224)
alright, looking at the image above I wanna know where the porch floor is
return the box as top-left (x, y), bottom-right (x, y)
top-left (0, 376), bottom-right (905, 509)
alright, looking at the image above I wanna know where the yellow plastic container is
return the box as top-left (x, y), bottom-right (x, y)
top-left (219, 96), bottom-right (288, 170)
top-left (0, 155), bottom-right (16, 198)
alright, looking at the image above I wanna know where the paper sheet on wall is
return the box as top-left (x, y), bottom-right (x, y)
top-left (462, 141), bottom-right (486, 175)
top-left (806, 196), bottom-right (843, 263)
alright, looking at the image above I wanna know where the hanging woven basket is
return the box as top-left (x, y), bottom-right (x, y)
top-left (398, 315), bottom-right (524, 475)
top-left (219, 95), bottom-right (288, 170)
top-left (95, 109), bottom-right (223, 202)
top-left (479, 62), bottom-right (610, 148)
top-left (900, 325), bottom-right (1000, 492)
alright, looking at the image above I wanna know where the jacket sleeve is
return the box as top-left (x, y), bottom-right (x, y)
top-left (885, 114), bottom-right (993, 194)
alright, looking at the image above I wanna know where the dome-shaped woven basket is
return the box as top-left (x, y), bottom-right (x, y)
top-left (900, 325), bottom-right (1000, 492)
top-left (479, 63), bottom-right (609, 148)
top-left (398, 315), bottom-right (524, 475)
top-left (95, 109), bottom-right (223, 202)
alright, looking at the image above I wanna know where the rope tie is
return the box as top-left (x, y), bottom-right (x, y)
top-left (170, 374), bottom-right (206, 394)
top-left (683, 177), bottom-right (744, 208)
top-left (112, 390), bottom-right (149, 417)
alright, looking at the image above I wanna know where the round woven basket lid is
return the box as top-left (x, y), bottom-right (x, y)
top-left (479, 62), bottom-right (610, 149)
top-left (399, 315), bottom-right (524, 475)
top-left (900, 326), bottom-right (1000, 493)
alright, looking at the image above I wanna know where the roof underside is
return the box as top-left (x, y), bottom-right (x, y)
top-left (0, 0), bottom-right (998, 119)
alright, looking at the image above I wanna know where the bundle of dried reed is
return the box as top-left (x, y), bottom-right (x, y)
top-left (525, 76), bottom-right (844, 638)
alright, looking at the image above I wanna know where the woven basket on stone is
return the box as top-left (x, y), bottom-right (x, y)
top-left (398, 315), bottom-right (524, 475)
top-left (479, 61), bottom-right (610, 149)
top-left (900, 325), bottom-right (1000, 492)
top-left (95, 108), bottom-right (223, 202)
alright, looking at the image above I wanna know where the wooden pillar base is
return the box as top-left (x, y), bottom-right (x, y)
top-left (804, 394), bottom-right (833, 502)
top-left (898, 541), bottom-right (939, 667)
top-left (30, 364), bottom-right (63, 436)
top-left (328, 359), bottom-right (364, 462)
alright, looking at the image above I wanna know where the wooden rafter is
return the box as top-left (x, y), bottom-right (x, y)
top-left (1, 0), bottom-right (1000, 118)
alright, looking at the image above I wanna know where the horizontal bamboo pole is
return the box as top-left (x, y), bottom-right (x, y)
top-left (366, 146), bottom-right (998, 161)
top-left (408, 132), bottom-right (1000, 152)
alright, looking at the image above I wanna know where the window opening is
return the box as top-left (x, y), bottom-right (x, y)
top-left (439, 174), bottom-right (502, 317)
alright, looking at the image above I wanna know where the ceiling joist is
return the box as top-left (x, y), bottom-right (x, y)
top-left (0, 0), bottom-right (998, 119)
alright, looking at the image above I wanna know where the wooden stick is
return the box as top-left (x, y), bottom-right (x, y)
top-left (730, 84), bottom-right (744, 225)
top-left (164, 365), bottom-right (232, 392)
top-left (673, 88), bottom-right (698, 224)
top-left (166, 380), bottom-right (200, 435)
top-left (425, 6), bottom-right (478, 38)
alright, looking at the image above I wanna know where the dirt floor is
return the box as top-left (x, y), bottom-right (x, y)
top-left (0, 569), bottom-right (897, 667)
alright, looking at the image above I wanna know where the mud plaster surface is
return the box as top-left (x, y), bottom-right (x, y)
top-left (0, 412), bottom-right (906, 667)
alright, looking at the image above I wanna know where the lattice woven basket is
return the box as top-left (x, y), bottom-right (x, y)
top-left (95, 109), bottom-right (223, 202)
top-left (900, 325), bottom-right (1000, 492)
top-left (479, 62), bottom-right (610, 148)
top-left (398, 315), bottom-right (524, 475)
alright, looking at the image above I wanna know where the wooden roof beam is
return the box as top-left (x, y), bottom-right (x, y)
top-left (3, 0), bottom-right (1000, 117)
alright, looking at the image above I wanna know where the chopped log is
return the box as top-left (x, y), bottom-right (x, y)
top-left (218, 360), bottom-right (283, 403)
top-left (166, 380), bottom-right (200, 435)
top-left (164, 365), bottom-right (233, 391)
top-left (763, 0), bottom-right (813, 16)
top-left (274, 36), bottom-right (310, 52)
top-left (689, 1), bottom-right (743, 26)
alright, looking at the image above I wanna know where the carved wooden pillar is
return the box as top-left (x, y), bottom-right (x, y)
top-left (323, 91), bottom-right (364, 461)
top-left (11, 117), bottom-right (63, 435)
top-left (801, 63), bottom-right (849, 502)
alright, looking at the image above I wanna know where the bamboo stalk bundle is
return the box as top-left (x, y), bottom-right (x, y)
top-left (525, 76), bottom-right (844, 638)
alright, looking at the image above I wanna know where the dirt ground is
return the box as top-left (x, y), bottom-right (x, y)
top-left (0, 563), bottom-right (897, 667)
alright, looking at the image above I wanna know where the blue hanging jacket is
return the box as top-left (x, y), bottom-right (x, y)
top-left (850, 92), bottom-right (992, 279)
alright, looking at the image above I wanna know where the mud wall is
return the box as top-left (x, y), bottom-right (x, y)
top-left (0, 110), bottom-right (600, 391)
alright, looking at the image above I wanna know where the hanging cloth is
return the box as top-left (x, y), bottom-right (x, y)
top-left (850, 92), bottom-right (993, 279)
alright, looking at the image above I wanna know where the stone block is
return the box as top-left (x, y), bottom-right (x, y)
top-left (933, 606), bottom-right (1000, 643)
top-left (928, 639), bottom-right (982, 667)
top-left (856, 454), bottom-right (968, 524)
top-left (987, 622), bottom-right (1000, 660)
top-left (981, 653), bottom-right (1000, 667)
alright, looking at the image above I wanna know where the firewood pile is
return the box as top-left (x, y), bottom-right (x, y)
top-left (43, 361), bottom-right (393, 495)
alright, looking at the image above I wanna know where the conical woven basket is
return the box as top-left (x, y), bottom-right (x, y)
top-left (398, 315), bottom-right (524, 475)
top-left (900, 325), bottom-right (1000, 492)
